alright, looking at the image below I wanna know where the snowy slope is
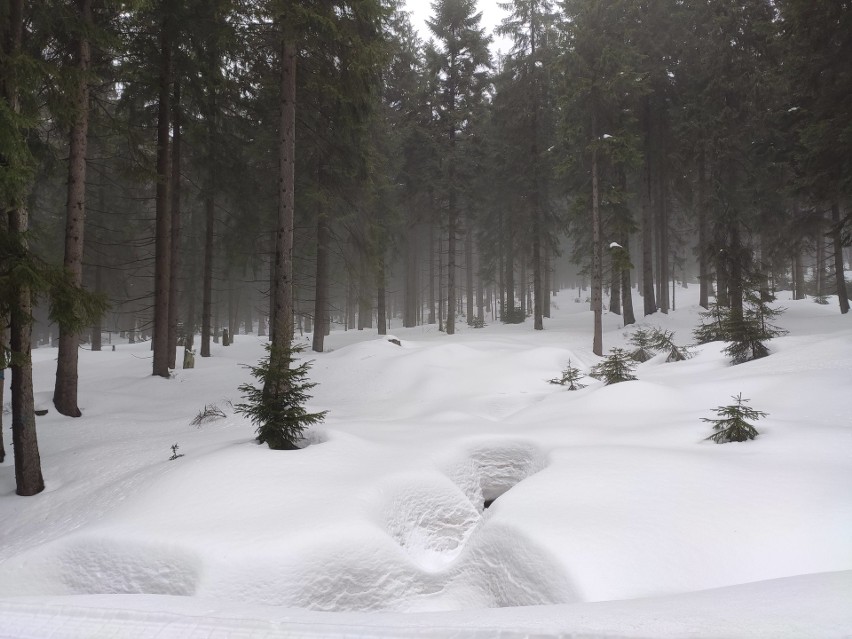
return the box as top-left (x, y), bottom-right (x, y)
top-left (1, 288), bottom-right (850, 637)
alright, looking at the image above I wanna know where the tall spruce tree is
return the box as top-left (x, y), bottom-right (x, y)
top-left (426, 0), bottom-right (491, 335)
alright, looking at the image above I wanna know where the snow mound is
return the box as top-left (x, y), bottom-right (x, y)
top-left (445, 439), bottom-right (549, 508)
top-left (0, 533), bottom-right (200, 598)
top-left (444, 522), bottom-right (579, 609)
top-left (377, 474), bottom-right (480, 571)
top-left (60, 535), bottom-right (200, 596)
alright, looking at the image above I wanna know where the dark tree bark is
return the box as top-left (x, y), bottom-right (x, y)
top-left (428, 220), bottom-right (436, 324)
top-left (152, 3), bottom-right (173, 378)
top-left (3, 0), bottom-right (43, 494)
top-left (697, 148), bottom-right (709, 308)
top-left (832, 201), bottom-right (850, 313)
top-left (543, 243), bottom-right (552, 318)
top-left (167, 79), bottom-right (182, 369)
top-left (357, 247), bottom-right (372, 330)
top-left (403, 220), bottom-right (418, 327)
top-left (609, 254), bottom-right (621, 315)
top-left (91, 261), bottom-right (102, 351)
top-left (591, 112), bottom-right (602, 356)
top-left (54, 0), bottom-right (92, 416)
top-left (200, 196), bottom-right (214, 356)
top-left (377, 259), bottom-right (387, 336)
top-left (621, 260), bottom-right (636, 326)
top-left (465, 225), bottom-right (474, 325)
top-left (265, 34), bottom-right (296, 381)
top-left (447, 188), bottom-right (457, 334)
top-left (312, 210), bottom-right (329, 352)
top-left (505, 232), bottom-right (514, 319)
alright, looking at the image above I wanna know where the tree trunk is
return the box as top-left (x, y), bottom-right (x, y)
top-left (200, 196), bottom-right (214, 356)
top-left (621, 252), bottom-right (636, 325)
top-left (152, 5), bottom-right (173, 378)
top-left (505, 232), bottom-right (514, 320)
top-left (312, 210), bottom-right (329, 352)
top-left (447, 193), bottom-right (456, 335)
top-left (167, 79), bottom-right (182, 369)
top-left (832, 201), bottom-right (850, 313)
top-left (697, 148), bottom-right (709, 309)
top-left (9, 206), bottom-right (44, 495)
top-left (404, 220), bottom-right (418, 327)
top-left (54, 0), bottom-right (92, 416)
top-left (265, 33), bottom-right (296, 398)
top-left (465, 225), bottom-right (474, 325)
top-left (543, 243), bottom-right (552, 318)
top-left (641, 178), bottom-right (656, 315)
top-left (428, 220), bottom-right (436, 324)
top-left (609, 252), bottom-right (621, 315)
top-left (3, 0), bottom-right (43, 493)
top-left (377, 259), bottom-right (387, 336)
top-left (91, 261), bottom-right (102, 351)
top-left (591, 115), bottom-right (603, 356)
top-left (0, 327), bottom-right (5, 464)
top-left (438, 228), bottom-right (445, 331)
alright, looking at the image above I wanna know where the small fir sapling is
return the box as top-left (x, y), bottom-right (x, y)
top-left (627, 327), bottom-right (657, 362)
top-left (693, 301), bottom-right (730, 344)
top-left (548, 359), bottom-right (587, 390)
top-left (702, 393), bottom-right (767, 443)
top-left (234, 344), bottom-right (327, 450)
top-left (650, 327), bottom-right (694, 362)
top-left (190, 403), bottom-right (226, 427)
top-left (590, 348), bottom-right (638, 385)
top-left (169, 443), bottom-right (184, 460)
top-left (724, 291), bottom-right (787, 365)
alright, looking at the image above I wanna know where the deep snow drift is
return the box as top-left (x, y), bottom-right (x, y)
top-left (1, 288), bottom-right (850, 637)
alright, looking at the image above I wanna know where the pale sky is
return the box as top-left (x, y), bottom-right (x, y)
top-left (403, 0), bottom-right (512, 57)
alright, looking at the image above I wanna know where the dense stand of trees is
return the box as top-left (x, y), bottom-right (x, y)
top-left (1, 0), bottom-right (849, 492)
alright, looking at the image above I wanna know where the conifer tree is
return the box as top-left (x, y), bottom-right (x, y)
top-left (702, 393), bottom-right (766, 443)
top-left (548, 359), bottom-right (587, 390)
top-left (235, 344), bottom-right (327, 450)
top-left (426, 0), bottom-right (491, 335)
top-left (590, 348), bottom-right (637, 385)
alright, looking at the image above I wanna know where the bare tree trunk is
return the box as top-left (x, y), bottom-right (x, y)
top-left (543, 243), bottom-right (551, 318)
top-left (404, 219), bottom-right (418, 327)
top-left (152, 5), bottom-right (173, 378)
top-left (438, 229), bottom-right (445, 331)
top-left (377, 259), bottom-right (387, 336)
top-left (447, 193), bottom-right (456, 335)
top-left (91, 262), bottom-right (102, 351)
top-left (3, 0), bottom-right (42, 493)
top-left (505, 232), bottom-right (514, 320)
top-left (697, 148), bottom-right (709, 309)
top-left (265, 34), bottom-right (296, 392)
top-left (54, 0), bottom-right (92, 416)
top-left (832, 201), bottom-right (849, 313)
top-left (609, 252), bottom-right (621, 315)
top-left (428, 220), bottom-right (436, 324)
top-left (200, 196), bottom-right (214, 356)
top-left (621, 255), bottom-right (636, 325)
top-left (167, 79), bottom-right (181, 369)
top-left (465, 225), bottom-right (474, 325)
top-left (0, 327), bottom-right (5, 464)
top-left (312, 210), bottom-right (329, 352)
top-left (591, 113), bottom-right (603, 356)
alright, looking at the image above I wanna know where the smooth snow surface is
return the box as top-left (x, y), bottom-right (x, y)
top-left (1, 288), bottom-right (851, 637)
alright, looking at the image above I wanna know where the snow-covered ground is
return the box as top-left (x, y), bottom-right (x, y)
top-left (1, 287), bottom-right (851, 638)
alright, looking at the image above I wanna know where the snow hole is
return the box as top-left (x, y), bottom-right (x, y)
top-left (446, 440), bottom-right (549, 511)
